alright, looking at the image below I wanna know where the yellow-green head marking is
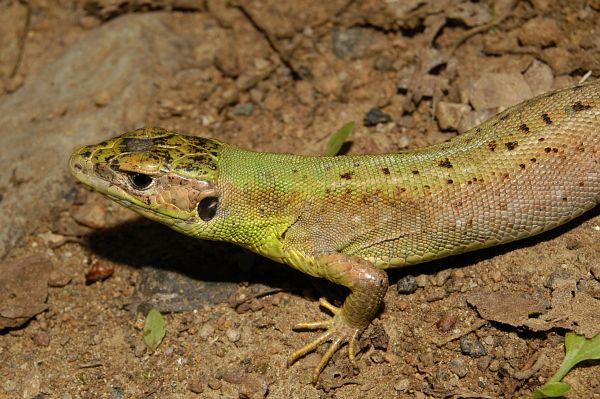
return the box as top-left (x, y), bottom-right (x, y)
top-left (69, 127), bottom-right (225, 236)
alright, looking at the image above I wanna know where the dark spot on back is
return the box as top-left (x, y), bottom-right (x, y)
top-left (488, 141), bottom-right (497, 151)
top-left (544, 147), bottom-right (552, 153)
top-left (541, 113), bottom-right (552, 125)
top-left (530, 158), bottom-right (537, 163)
top-left (505, 141), bottom-right (518, 150)
top-left (519, 163), bottom-right (525, 169)
top-left (412, 170), bottom-right (419, 175)
top-left (447, 179), bottom-right (453, 184)
top-left (438, 158), bottom-right (453, 168)
top-left (552, 148), bottom-right (558, 153)
top-left (572, 101), bottom-right (592, 112)
top-left (519, 123), bottom-right (529, 133)
top-left (382, 167), bottom-right (390, 175)
top-left (475, 127), bottom-right (481, 133)
top-left (340, 171), bottom-right (354, 180)
top-left (579, 181), bottom-right (585, 187)
top-left (539, 137), bottom-right (545, 142)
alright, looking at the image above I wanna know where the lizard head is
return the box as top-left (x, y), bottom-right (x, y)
top-left (69, 127), bottom-right (225, 236)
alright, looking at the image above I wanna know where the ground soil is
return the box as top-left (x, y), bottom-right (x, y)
top-left (1, 1), bottom-right (600, 398)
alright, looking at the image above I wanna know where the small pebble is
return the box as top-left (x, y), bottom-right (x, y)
top-left (370, 352), bottom-right (385, 364)
top-left (396, 275), bottom-right (418, 294)
top-left (232, 103), bottom-right (254, 116)
top-left (436, 367), bottom-right (451, 381)
top-left (477, 355), bottom-right (492, 371)
top-left (71, 202), bottom-right (106, 229)
top-left (436, 101), bottom-right (471, 131)
top-left (436, 312), bottom-right (458, 332)
top-left (189, 380), bottom-right (204, 393)
top-left (426, 287), bottom-right (446, 302)
top-left (79, 15), bottom-right (101, 29)
top-left (544, 269), bottom-right (574, 289)
top-left (489, 359), bottom-right (500, 372)
top-left (565, 238), bottom-right (580, 250)
top-left (393, 378), bottom-right (411, 392)
top-left (109, 387), bottom-right (124, 399)
top-left (85, 260), bottom-right (114, 284)
top-left (489, 269), bottom-right (502, 282)
top-left (449, 358), bottom-right (468, 378)
top-left (222, 367), bottom-right (244, 385)
top-left (4, 74), bottom-right (24, 93)
top-left (3, 379), bottom-right (16, 392)
top-left (415, 274), bottom-right (429, 288)
top-left (239, 374), bottom-right (268, 398)
top-left (226, 328), bottom-right (241, 343)
top-left (133, 342), bottom-right (146, 357)
top-left (94, 90), bottom-right (112, 107)
top-left (460, 336), bottom-right (487, 357)
top-left (207, 378), bottom-right (222, 390)
top-left (199, 324), bottom-right (214, 339)
top-left (434, 270), bottom-right (451, 286)
top-left (363, 107), bottom-right (392, 127)
top-left (32, 332), bottom-right (50, 347)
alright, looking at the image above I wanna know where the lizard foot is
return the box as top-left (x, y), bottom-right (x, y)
top-left (287, 297), bottom-right (362, 383)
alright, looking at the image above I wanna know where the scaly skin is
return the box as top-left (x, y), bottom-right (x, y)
top-left (70, 80), bottom-right (600, 382)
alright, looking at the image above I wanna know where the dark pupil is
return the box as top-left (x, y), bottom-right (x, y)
top-left (127, 172), bottom-right (153, 189)
top-left (198, 196), bottom-right (218, 221)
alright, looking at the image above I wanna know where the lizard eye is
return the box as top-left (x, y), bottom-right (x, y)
top-left (198, 196), bottom-right (218, 221)
top-left (127, 172), bottom-right (153, 190)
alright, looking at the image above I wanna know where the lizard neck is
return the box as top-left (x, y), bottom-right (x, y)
top-left (210, 146), bottom-right (317, 260)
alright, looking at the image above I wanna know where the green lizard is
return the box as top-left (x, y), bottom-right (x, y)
top-left (70, 79), bottom-right (600, 382)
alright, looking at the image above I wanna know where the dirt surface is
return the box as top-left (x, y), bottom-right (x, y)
top-left (1, 1), bottom-right (600, 398)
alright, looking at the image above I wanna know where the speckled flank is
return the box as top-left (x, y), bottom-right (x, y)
top-left (70, 79), bottom-right (600, 381)
top-left (212, 80), bottom-right (600, 270)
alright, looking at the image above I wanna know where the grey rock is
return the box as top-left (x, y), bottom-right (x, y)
top-left (396, 274), bottom-right (418, 295)
top-left (0, 13), bottom-right (187, 259)
top-left (364, 107), bottom-right (392, 127)
top-left (460, 336), bottom-right (487, 357)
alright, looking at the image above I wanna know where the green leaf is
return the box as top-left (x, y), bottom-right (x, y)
top-left (143, 308), bottom-right (166, 350)
top-left (532, 332), bottom-right (600, 398)
top-left (324, 122), bottom-right (355, 156)
top-left (564, 331), bottom-right (600, 362)
top-left (532, 382), bottom-right (571, 398)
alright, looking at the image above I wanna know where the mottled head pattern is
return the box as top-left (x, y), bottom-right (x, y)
top-left (69, 127), bottom-right (225, 234)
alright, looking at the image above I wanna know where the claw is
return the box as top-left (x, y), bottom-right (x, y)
top-left (287, 329), bottom-right (335, 366)
top-left (288, 301), bottom-right (363, 383)
top-left (318, 297), bottom-right (340, 314)
top-left (312, 336), bottom-right (345, 383)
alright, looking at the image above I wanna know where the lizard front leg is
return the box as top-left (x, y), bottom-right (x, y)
top-left (287, 253), bottom-right (388, 382)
